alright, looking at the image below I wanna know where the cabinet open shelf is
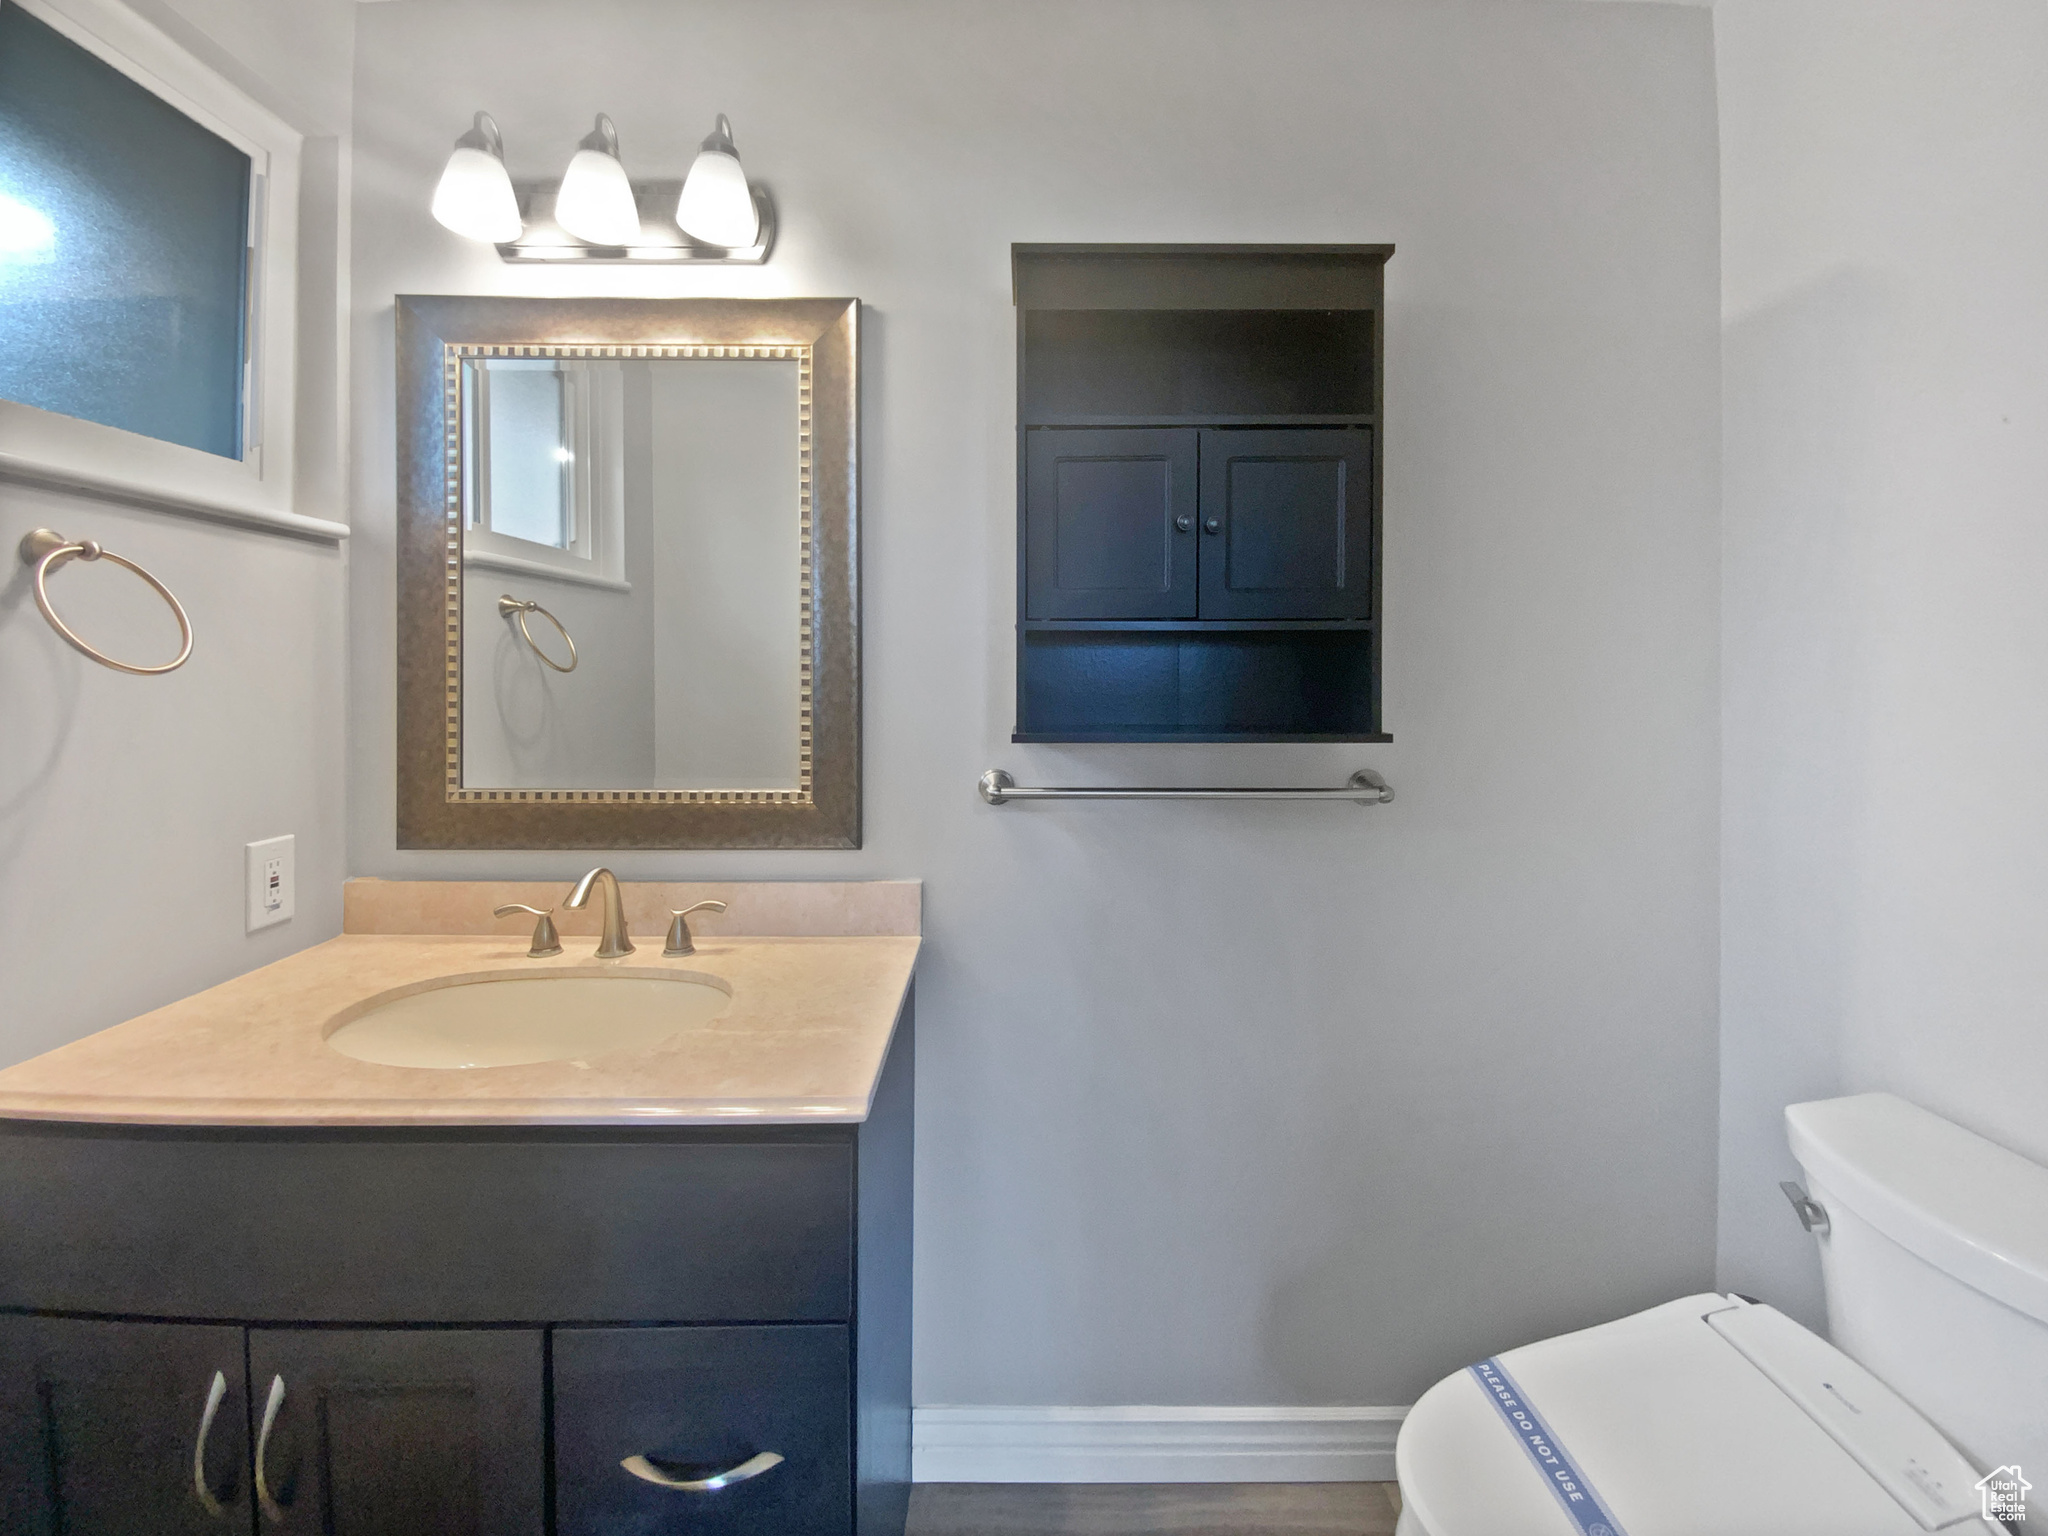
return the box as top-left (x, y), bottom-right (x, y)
top-left (1022, 308), bottom-right (1374, 421)
top-left (1013, 245), bottom-right (1391, 743)
top-left (1019, 626), bottom-right (1380, 740)
top-left (1024, 413), bottom-right (1376, 429)
top-left (1013, 731), bottom-right (1395, 744)
top-left (1024, 618), bottom-right (1376, 633)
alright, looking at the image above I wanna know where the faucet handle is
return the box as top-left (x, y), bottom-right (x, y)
top-left (494, 903), bottom-right (563, 959)
top-left (664, 900), bottom-right (728, 957)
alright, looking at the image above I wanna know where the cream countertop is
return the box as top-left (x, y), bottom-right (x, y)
top-left (0, 932), bottom-right (919, 1128)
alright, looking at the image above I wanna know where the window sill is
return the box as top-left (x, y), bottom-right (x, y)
top-left (462, 545), bottom-right (631, 593)
top-left (0, 451), bottom-right (348, 543)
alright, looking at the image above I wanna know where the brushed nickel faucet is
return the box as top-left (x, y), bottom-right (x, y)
top-left (566, 867), bottom-right (634, 958)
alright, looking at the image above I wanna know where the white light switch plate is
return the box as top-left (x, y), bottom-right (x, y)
top-left (245, 835), bottom-right (295, 932)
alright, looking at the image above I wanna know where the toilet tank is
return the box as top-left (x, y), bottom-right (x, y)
top-left (1787, 1092), bottom-right (2048, 1476)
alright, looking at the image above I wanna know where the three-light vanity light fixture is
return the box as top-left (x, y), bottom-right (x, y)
top-left (430, 110), bottom-right (772, 264)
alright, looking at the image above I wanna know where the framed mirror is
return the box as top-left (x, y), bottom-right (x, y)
top-left (395, 297), bottom-right (859, 848)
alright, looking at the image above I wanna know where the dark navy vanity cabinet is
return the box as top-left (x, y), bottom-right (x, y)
top-left (0, 1000), bottom-right (914, 1536)
top-left (1014, 245), bottom-right (1391, 741)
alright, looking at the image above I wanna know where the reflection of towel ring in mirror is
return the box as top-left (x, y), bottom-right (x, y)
top-left (498, 594), bottom-right (578, 672)
top-left (17, 528), bottom-right (194, 675)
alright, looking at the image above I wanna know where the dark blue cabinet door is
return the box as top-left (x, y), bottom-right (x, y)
top-left (1197, 428), bottom-right (1374, 619)
top-left (0, 1315), bottom-right (249, 1536)
top-left (1026, 428), bottom-right (1198, 618)
top-left (246, 1327), bottom-right (544, 1536)
top-left (554, 1324), bottom-right (851, 1536)
top-left (0, 1310), bottom-right (249, 1536)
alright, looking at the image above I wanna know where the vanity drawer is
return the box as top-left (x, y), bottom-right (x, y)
top-left (0, 1128), bottom-right (853, 1324)
top-left (553, 1324), bottom-right (852, 1536)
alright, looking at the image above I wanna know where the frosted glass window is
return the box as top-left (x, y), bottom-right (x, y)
top-left (0, 1), bottom-right (250, 459)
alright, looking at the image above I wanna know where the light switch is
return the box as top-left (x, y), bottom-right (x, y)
top-left (245, 835), bottom-right (295, 932)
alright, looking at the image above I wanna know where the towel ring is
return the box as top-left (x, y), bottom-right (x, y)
top-left (17, 528), bottom-right (193, 676)
top-left (498, 593), bottom-right (577, 672)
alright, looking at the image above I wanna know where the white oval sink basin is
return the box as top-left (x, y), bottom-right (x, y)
top-left (325, 971), bottom-right (732, 1069)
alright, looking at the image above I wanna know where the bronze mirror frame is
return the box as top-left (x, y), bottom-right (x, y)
top-left (394, 295), bottom-right (859, 849)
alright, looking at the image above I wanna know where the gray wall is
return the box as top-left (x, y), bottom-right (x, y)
top-left (1716, 0), bottom-right (2048, 1328)
top-left (346, 0), bottom-right (1724, 1408)
top-left (0, 0), bottom-right (353, 1069)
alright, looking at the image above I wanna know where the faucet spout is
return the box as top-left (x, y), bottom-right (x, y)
top-left (565, 867), bottom-right (635, 958)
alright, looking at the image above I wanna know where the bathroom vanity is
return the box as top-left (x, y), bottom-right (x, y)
top-left (0, 880), bottom-right (917, 1536)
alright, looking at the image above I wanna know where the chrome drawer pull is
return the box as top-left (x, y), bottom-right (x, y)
top-left (621, 1449), bottom-right (784, 1491)
top-left (255, 1375), bottom-right (287, 1522)
top-left (192, 1370), bottom-right (228, 1516)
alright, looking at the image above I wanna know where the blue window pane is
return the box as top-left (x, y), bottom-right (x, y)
top-left (0, 1), bottom-right (249, 458)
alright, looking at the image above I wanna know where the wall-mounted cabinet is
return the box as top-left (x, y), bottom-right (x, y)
top-left (1013, 246), bottom-right (1391, 743)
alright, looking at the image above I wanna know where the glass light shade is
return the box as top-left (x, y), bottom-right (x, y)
top-left (431, 144), bottom-right (521, 244)
top-left (676, 115), bottom-right (758, 249)
top-left (554, 115), bottom-right (641, 247)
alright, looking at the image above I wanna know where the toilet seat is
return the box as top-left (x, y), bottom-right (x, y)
top-left (1395, 1293), bottom-right (1999, 1536)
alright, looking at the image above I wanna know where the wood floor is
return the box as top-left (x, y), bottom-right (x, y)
top-left (907, 1483), bottom-right (1403, 1536)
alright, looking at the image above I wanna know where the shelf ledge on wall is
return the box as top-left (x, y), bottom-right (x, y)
top-left (0, 452), bottom-right (350, 543)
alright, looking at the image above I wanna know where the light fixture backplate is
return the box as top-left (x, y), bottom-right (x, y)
top-left (497, 180), bottom-right (775, 264)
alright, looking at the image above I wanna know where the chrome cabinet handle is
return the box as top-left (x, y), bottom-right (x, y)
top-left (255, 1374), bottom-right (287, 1523)
top-left (664, 899), bottom-right (728, 957)
top-left (1203, 517), bottom-right (1221, 534)
top-left (621, 1450), bottom-right (784, 1491)
top-left (494, 903), bottom-right (563, 958)
top-left (1174, 515), bottom-right (1192, 532)
top-left (192, 1369), bottom-right (228, 1516)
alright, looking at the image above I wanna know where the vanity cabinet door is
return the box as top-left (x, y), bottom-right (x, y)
top-left (554, 1324), bottom-right (852, 1536)
top-left (1026, 428), bottom-right (1199, 618)
top-left (246, 1327), bottom-right (544, 1536)
top-left (1196, 427), bottom-right (1375, 619)
top-left (0, 1314), bottom-right (249, 1536)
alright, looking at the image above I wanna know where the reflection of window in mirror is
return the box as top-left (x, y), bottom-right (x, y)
top-left (461, 357), bottom-right (627, 591)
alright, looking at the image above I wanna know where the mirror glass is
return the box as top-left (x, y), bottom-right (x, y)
top-left (456, 350), bottom-right (806, 793)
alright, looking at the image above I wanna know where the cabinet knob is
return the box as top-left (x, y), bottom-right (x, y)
top-left (1204, 518), bottom-right (1221, 534)
top-left (1174, 516), bottom-right (1192, 533)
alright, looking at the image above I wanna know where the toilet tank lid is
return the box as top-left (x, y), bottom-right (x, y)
top-left (1787, 1092), bottom-right (2048, 1324)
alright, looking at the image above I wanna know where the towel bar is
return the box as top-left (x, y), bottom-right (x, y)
top-left (978, 769), bottom-right (1392, 806)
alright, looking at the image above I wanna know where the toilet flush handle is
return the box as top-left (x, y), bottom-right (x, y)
top-left (1779, 1180), bottom-right (1830, 1235)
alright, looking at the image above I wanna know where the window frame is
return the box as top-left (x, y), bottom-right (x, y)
top-left (0, 0), bottom-right (323, 537)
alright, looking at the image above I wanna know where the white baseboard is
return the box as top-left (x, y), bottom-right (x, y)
top-left (911, 1405), bottom-right (1408, 1483)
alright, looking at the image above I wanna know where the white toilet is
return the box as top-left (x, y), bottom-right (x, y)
top-left (1394, 1093), bottom-right (2048, 1535)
